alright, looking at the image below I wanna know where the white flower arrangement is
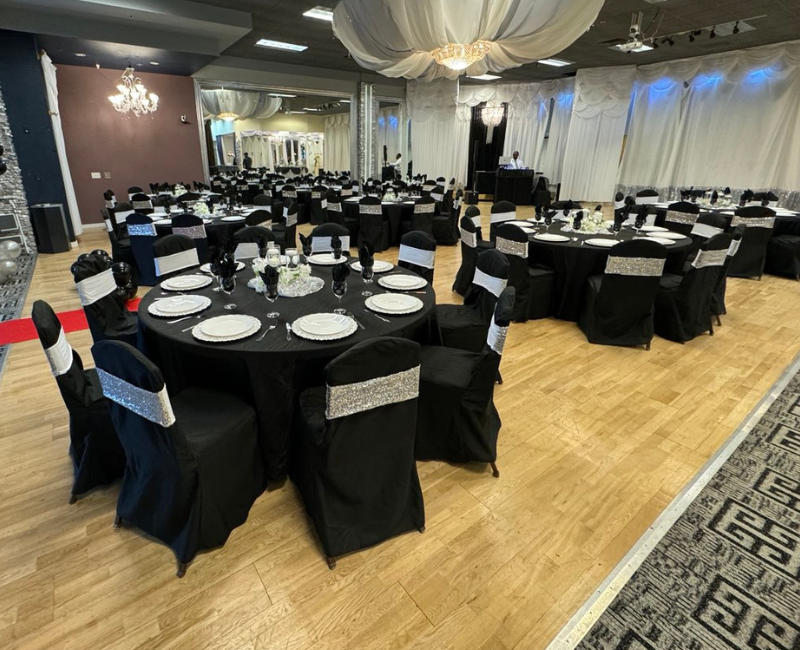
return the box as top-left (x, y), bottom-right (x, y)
top-left (250, 258), bottom-right (311, 294)
top-left (384, 190), bottom-right (397, 202)
top-left (193, 202), bottom-right (210, 216)
top-left (577, 209), bottom-right (608, 234)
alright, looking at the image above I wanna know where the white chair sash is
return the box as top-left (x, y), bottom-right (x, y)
top-left (283, 206), bottom-right (298, 227)
top-left (495, 237), bottom-right (528, 259)
top-left (76, 268), bottom-right (117, 306)
top-left (104, 218), bottom-right (114, 233)
top-left (114, 209), bottom-right (134, 225)
top-left (154, 248), bottom-right (200, 277)
top-left (172, 225), bottom-right (207, 239)
top-left (45, 328), bottom-right (73, 377)
top-left (614, 200), bottom-right (625, 210)
top-left (341, 189), bottom-right (353, 197)
top-left (97, 369), bottom-right (176, 428)
top-left (283, 190), bottom-right (297, 198)
top-left (690, 223), bottom-right (724, 239)
top-left (321, 199), bottom-right (328, 210)
top-left (127, 222), bottom-right (157, 237)
top-left (234, 242), bottom-right (260, 260)
top-left (665, 211), bottom-right (698, 225)
top-left (487, 321), bottom-right (509, 356)
top-left (325, 366), bottom-right (420, 420)
top-left (605, 256), bottom-right (665, 277)
top-left (731, 216), bottom-right (775, 229)
top-left (471, 215), bottom-right (482, 229)
top-left (490, 211), bottom-right (516, 224)
top-left (398, 245), bottom-right (435, 269)
top-left (414, 203), bottom-right (436, 214)
top-left (132, 200), bottom-right (153, 211)
top-left (473, 268), bottom-right (507, 297)
top-left (312, 235), bottom-right (351, 253)
top-left (460, 229), bottom-right (477, 248)
top-left (635, 196), bottom-right (658, 205)
top-left (327, 202), bottom-right (342, 213)
top-left (104, 199), bottom-right (116, 209)
top-left (431, 192), bottom-right (444, 202)
top-left (728, 239), bottom-right (742, 257)
top-left (692, 249), bottom-right (728, 269)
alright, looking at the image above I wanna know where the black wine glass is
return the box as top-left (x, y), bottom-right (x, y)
top-left (331, 279), bottom-right (347, 314)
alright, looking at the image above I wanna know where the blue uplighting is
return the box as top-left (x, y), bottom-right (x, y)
top-left (557, 92), bottom-right (573, 105)
top-left (746, 67), bottom-right (775, 83)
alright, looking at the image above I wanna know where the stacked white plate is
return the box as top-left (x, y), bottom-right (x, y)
top-left (378, 274), bottom-right (427, 291)
top-left (584, 238), bottom-right (618, 248)
top-left (533, 233), bottom-right (570, 243)
top-left (651, 231), bottom-right (686, 240)
top-left (366, 293), bottom-right (423, 316)
top-left (639, 225), bottom-right (668, 233)
top-left (307, 253), bottom-right (349, 266)
top-left (192, 315), bottom-right (261, 343)
top-left (644, 236), bottom-right (676, 246)
top-left (200, 262), bottom-right (245, 274)
top-left (148, 295), bottom-right (211, 318)
top-left (351, 260), bottom-right (394, 273)
top-left (160, 275), bottom-right (213, 291)
top-left (220, 216), bottom-right (245, 222)
top-left (291, 313), bottom-right (358, 341)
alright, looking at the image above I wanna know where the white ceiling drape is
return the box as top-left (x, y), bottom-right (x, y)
top-left (333, 0), bottom-right (604, 81)
top-left (201, 90), bottom-right (282, 121)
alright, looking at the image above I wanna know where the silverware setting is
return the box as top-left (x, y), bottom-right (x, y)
top-left (286, 322), bottom-right (293, 341)
top-left (168, 314), bottom-right (202, 325)
top-left (256, 320), bottom-right (278, 342)
top-left (365, 310), bottom-right (391, 323)
top-left (346, 312), bottom-right (366, 330)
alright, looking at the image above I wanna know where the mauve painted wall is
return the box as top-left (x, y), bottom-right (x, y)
top-left (57, 64), bottom-right (205, 225)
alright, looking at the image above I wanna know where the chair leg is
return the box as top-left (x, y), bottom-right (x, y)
top-left (709, 322), bottom-right (715, 336)
top-left (715, 314), bottom-right (722, 327)
top-left (645, 342), bottom-right (651, 351)
top-left (490, 462), bottom-right (500, 478)
top-left (113, 514), bottom-right (123, 529)
top-left (69, 493), bottom-right (77, 505)
top-left (496, 370), bottom-right (503, 385)
top-left (326, 556), bottom-right (337, 570)
top-left (418, 525), bottom-right (426, 533)
top-left (176, 561), bottom-right (188, 579)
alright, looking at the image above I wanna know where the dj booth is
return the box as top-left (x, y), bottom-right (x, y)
top-left (495, 169), bottom-right (535, 205)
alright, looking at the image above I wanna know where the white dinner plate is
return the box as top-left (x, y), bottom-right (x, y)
top-left (220, 216), bottom-right (245, 222)
top-left (366, 294), bottom-right (423, 315)
top-left (652, 231), bottom-right (686, 240)
top-left (344, 197), bottom-right (360, 203)
top-left (153, 219), bottom-right (172, 226)
top-left (160, 275), bottom-right (212, 291)
top-left (292, 314), bottom-right (358, 341)
top-left (148, 295), bottom-right (211, 317)
top-left (533, 233), bottom-right (571, 243)
top-left (307, 253), bottom-right (348, 266)
top-left (378, 274), bottom-right (428, 290)
top-left (351, 260), bottom-right (394, 273)
top-left (644, 236), bottom-right (676, 246)
top-left (194, 315), bottom-right (261, 342)
top-left (639, 225), bottom-right (668, 233)
top-left (584, 238), bottom-right (618, 248)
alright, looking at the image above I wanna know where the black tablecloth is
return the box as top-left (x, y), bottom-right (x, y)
top-left (342, 200), bottom-right (416, 246)
top-left (653, 207), bottom-right (800, 237)
top-left (139, 263), bottom-right (439, 480)
top-left (154, 214), bottom-right (249, 248)
top-left (526, 223), bottom-right (693, 321)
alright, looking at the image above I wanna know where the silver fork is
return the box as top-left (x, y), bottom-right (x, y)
top-left (256, 320), bottom-right (277, 342)
top-left (366, 310), bottom-right (390, 323)
top-left (169, 314), bottom-right (201, 325)
top-left (286, 322), bottom-right (292, 341)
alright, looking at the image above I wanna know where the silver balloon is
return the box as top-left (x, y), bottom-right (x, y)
top-left (0, 240), bottom-right (21, 259)
top-left (0, 260), bottom-right (18, 278)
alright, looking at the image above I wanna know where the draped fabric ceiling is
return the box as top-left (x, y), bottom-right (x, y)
top-left (201, 90), bottom-right (283, 121)
top-left (332, 0), bottom-right (604, 82)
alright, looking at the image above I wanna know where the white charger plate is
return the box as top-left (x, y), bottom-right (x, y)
top-left (639, 225), bottom-right (668, 233)
top-left (366, 294), bottom-right (423, 315)
top-left (292, 313), bottom-right (358, 341)
top-left (200, 262), bottom-right (245, 274)
top-left (652, 231), bottom-right (686, 240)
top-left (533, 233), bottom-right (570, 243)
top-left (585, 238), bottom-right (618, 248)
top-left (148, 295), bottom-right (211, 318)
top-left (644, 236), bottom-right (676, 246)
top-left (351, 260), bottom-right (394, 273)
top-left (307, 253), bottom-right (348, 266)
top-left (193, 315), bottom-right (261, 343)
top-left (378, 274), bottom-right (427, 290)
top-left (160, 275), bottom-right (212, 291)
top-left (220, 216), bottom-right (245, 222)
top-left (153, 219), bottom-right (172, 226)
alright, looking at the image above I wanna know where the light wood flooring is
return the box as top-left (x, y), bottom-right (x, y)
top-left (2, 207), bottom-right (800, 650)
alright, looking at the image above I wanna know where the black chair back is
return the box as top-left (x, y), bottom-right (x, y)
top-left (412, 196), bottom-right (436, 236)
top-left (398, 231), bottom-right (436, 282)
top-left (465, 248), bottom-right (510, 322)
top-left (153, 234), bottom-right (199, 279)
top-left (728, 206), bottom-right (776, 279)
top-left (311, 223), bottom-right (350, 254)
top-left (453, 216), bottom-right (480, 296)
top-left (489, 201), bottom-right (516, 240)
top-left (494, 223), bottom-right (532, 321)
top-left (171, 214), bottom-right (209, 264)
top-left (661, 201), bottom-right (700, 235)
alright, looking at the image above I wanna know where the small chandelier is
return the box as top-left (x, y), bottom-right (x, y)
top-left (108, 67), bottom-right (159, 117)
top-left (218, 112), bottom-right (238, 122)
top-left (481, 102), bottom-right (504, 127)
top-left (431, 41), bottom-right (493, 71)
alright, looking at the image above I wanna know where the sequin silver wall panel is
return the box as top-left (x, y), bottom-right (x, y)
top-left (0, 80), bottom-right (34, 251)
top-left (357, 82), bottom-right (378, 181)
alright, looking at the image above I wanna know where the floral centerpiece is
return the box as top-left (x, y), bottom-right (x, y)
top-left (248, 257), bottom-right (322, 298)
top-left (384, 189), bottom-right (397, 202)
top-left (193, 202), bottom-right (210, 217)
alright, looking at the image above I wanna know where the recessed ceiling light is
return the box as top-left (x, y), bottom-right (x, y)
top-left (288, 110), bottom-right (307, 114)
top-left (304, 107), bottom-right (321, 112)
top-left (468, 74), bottom-right (502, 81)
top-left (149, 61), bottom-right (159, 66)
top-left (269, 92), bottom-right (297, 98)
top-left (340, 99), bottom-right (351, 103)
top-left (611, 42), bottom-right (653, 52)
top-left (538, 58), bottom-right (573, 67)
top-left (75, 52), bottom-right (87, 57)
top-left (303, 6), bottom-right (334, 22)
top-left (256, 39), bottom-right (307, 52)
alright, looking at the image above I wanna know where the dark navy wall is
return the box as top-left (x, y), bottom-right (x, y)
top-left (0, 29), bottom-right (72, 237)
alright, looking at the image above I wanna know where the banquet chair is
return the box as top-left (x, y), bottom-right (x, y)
top-left (126, 213), bottom-right (159, 286)
top-left (153, 235), bottom-right (200, 280)
top-left (310, 185), bottom-right (328, 225)
top-left (31, 300), bottom-right (126, 504)
top-left (358, 196), bottom-right (389, 252)
top-left (495, 223), bottom-right (553, 322)
top-left (659, 201), bottom-right (700, 236)
top-left (432, 190), bottom-right (460, 246)
top-left (101, 208), bottom-right (135, 268)
top-left (311, 223), bottom-right (351, 254)
top-left (489, 201), bottom-right (517, 241)
top-left (711, 224), bottom-right (746, 323)
top-left (103, 190), bottom-right (116, 209)
top-left (111, 201), bottom-right (135, 230)
top-left (578, 239), bottom-right (667, 350)
top-left (686, 213), bottom-right (728, 264)
top-left (398, 231), bottom-right (436, 282)
top-left (340, 182), bottom-right (354, 198)
top-left (175, 192), bottom-right (202, 203)
top-left (765, 233), bottom-right (800, 281)
top-left (727, 206), bottom-right (776, 280)
top-left (464, 205), bottom-right (490, 247)
top-left (430, 184), bottom-right (445, 205)
top-left (253, 193), bottom-right (271, 207)
top-left (453, 216), bottom-right (480, 297)
top-left (272, 200), bottom-right (298, 252)
top-left (127, 186), bottom-right (144, 200)
top-left (635, 189), bottom-right (659, 205)
top-left (415, 287), bottom-right (515, 477)
top-left (407, 196), bottom-right (436, 238)
top-left (71, 253), bottom-right (138, 346)
top-left (130, 193), bottom-right (154, 215)
top-left (92, 340), bottom-right (265, 577)
top-left (281, 185), bottom-right (306, 223)
top-left (437, 248), bottom-right (509, 353)
top-left (171, 214), bottom-right (209, 264)
top-left (325, 195), bottom-right (345, 225)
top-left (245, 209), bottom-right (273, 228)
top-left (654, 233), bottom-right (732, 343)
top-left (289, 337), bottom-right (425, 568)
top-left (233, 226), bottom-right (275, 260)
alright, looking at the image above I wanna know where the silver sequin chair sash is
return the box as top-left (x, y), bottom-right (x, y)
top-left (665, 210), bottom-right (699, 225)
top-left (731, 216), bottom-right (775, 229)
top-left (487, 321), bottom-right (509, 356)
top-left (460, 229), bottom-right (477, 248)
top-left (97, 369), bottom-right (176, 428)
top-left (692, 249), bottom-right (728, 269)
top-left (325, 366), bottom-right (420, 420)
top-left (495, 237), bottom-right (528, 259)
top-left (605, 256), bottom-right (666, 277)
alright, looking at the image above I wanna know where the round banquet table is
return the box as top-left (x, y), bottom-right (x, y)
top-left (343, 198), bottom-right (416, 246)
top-left (138, 263), bottom-right (439, 480)
top-left (524, 222), bottom-right (693, 321)
top-left (153, 213), bottom-right (249, 248)
top-left (651, 204), bottom-right (800, 237)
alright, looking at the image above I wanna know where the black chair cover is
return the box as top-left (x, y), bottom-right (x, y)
top-left (687, 212), bottom-right (728, 261)
top-left (495, 223), bottom-right (553, 322)
top-left (453, 216), bottom-right (480, 296)
top-left (290, 337), bottom-right (425, 562)
top-left (765, 234), bottom-right (800, 280)
top-left (578, 239), bottom-right (667, 349)
top-left (489, 201), bottom-right (517, 241)
top-left (153, 234), bottom-right (199, 280)
top-left (658, 201), bottom-right (700, 236)
top-left (130, 192), bottom-right (153, 215)
top-left (252, 194), bottom-right (271, 207)
top-left (654, 233), bottom-right (731, 343)
top-left (310, 185), bottom-right (328, 225)
top-left (245, 209), bottom-right (273, 228)
top-left (325, 194), bottom-right (345, 225)
top-left (171, 214), bottom-right (209, 264)
top-left (358, 196), bottom-right (389, 252)
top-left (438, 248), bottom-right (509, 352)
top-left (635, 189), bottom-right (659, 205)
top-left (126, 213), bottom-right (159, 286)
top-left (32, 300), bottom-right (125, 502)
top-left (273, 200), bottom-right (298, 252)
top-left (410, 197), bottom-right (436, 237)
top-left (415, 288), bottom-right (515, 472)
top-left (432, 189), bottom-right (460, 246)
top-left (727, 206), bottom-right (776, 279)
top-left (712, 224), bottom-right (746, 317)
top-left (399, 231), bottom-right (436, 282)
top-left (310, 223), bottom-right (350, 255)
top-left (92, 341), bottom-right (265, 573)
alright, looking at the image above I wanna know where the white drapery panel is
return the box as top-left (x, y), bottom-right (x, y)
top-left (410, 105), bottom-right (471, 185)
top-left (618, 40), bottom-right (800, 207)
top-left (560, 66), bottom-right (636, 202)
top-left (40, 52), bottom-right (82, 236)
top-left (538, 81), bottom-right (574, 184)
top-left (239, 133), bottom-right (276, 170)
top-left (201, 90), bottom-right (282, 121)
top-left (324, 114), bottom-right (351, 174)
top-left (332, 0), bottom-right (603, 81)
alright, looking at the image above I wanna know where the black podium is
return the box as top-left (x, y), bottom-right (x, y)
top-left (495, 169), bottom-right (534, 205)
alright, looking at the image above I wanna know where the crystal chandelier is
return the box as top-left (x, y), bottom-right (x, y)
top-left (108, 67), bottom-right (159, 117)
top-left (218, 112), bottom-right (238, 122)
top-left (481, 102), bottom-right (504, 127)
top-left (431, 41), bottom-right (493, 71)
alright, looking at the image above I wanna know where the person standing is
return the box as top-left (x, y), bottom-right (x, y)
top-left (243, 152), bottom-right (253, 170)
top-left (393, 153), bottom-right (403, 180)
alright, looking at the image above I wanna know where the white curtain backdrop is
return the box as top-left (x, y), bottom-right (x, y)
top-left (538, 80), bottom-right (574, 184)
top-left (201, 90), bottom-right (282, 121)
top-left (377, 105), bottom-right (407, 175)
top-left (410, 104), bottom-right (471, 184)
top-left (324, 114), bottom-right (351, 173)
top-left (40, 52), bottom-right (82, 237)
top-left (239, 133), bottom-right (275, 170)
top-left (560, 66), bottom-right (636, 202)
top-left (618, 39), bottom-right (800, 208)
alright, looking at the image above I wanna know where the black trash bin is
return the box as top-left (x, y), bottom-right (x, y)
top-left (30, 203), bottom-right (71, 253)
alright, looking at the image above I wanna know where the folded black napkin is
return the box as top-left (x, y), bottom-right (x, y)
top-left (723, 187), bottom-right (731, 195)
top-left (711, 190), bottom-right (719, 204)
top-left (572, 211), bottom-right (583, 231)
top-left (299, 233), bottom-right (312, 257)
top-left (331, 234), bottom-right (342, 259)
top-left (208, 249), bottom-right (222, 276)
top-left (544, 211), bottom-right (554, 226)
top-left (634, 205), bottom-right (648, 228)
top-left (259, 263), bottom-right (280, 291)
top-left (257, 234), bottom-right (269, 259)
top-left (359, 243), bottom-right (374, 268)
top-left (219, 253), bottom-right (237, 280)
top-left (332, 262), bottom-right (350, 283)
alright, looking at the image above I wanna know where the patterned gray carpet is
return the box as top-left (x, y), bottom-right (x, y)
top-left (0, 251), bottom-right (37, 377)
top-left (576, 367), bottom-right (800, 650)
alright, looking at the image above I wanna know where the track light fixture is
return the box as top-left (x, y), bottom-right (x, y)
top-left (709, 27), bottom-right (716, 39)
top-left (733, 21), bottom-right (740, 34)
